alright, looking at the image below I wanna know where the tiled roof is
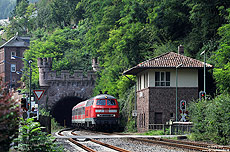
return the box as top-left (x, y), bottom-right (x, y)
top-left (0, 35), bottom-right (30, 48)
top-left (123, 52), bottom-right (213, 75)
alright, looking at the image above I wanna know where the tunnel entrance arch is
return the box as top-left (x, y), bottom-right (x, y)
top-left (37, 57), bottom-right (97, 124)
top-left (51, 96), bottom-right (83, 127)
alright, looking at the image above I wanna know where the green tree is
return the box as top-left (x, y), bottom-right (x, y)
top-left (24, 25), bottom-right (91, 88)
top-left (36, 0), bottom-right (81, 30)
top-left (184, 0), bottom-right (230, 57)
top-left (6, 0), bottom-right (36, 38)
top-left (212, 9), bottom-right (230, 93)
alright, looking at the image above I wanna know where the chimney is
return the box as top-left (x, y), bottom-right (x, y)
top-left (178, 45), bottom-right (184, 55)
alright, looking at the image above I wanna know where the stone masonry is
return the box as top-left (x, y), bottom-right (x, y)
top-left (37, 57), bottom-right (97, 109)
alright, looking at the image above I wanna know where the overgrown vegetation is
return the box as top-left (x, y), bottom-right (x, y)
top-left (189, 94), bottom-right (230, 145)
top-left (13, 118), bottom-right (63, 152)
top-left (0, 81), bottom-right (20, 152)
top-left (39, 108), bottom-right (64, 132)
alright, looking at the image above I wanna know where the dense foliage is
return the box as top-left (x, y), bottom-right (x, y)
top-left (189, 94), bottom-right (230, 145)
top-left (0, 81), bottom-right (20, 151)
top-left (212, 9), bottom-right (230, 93)
top-left (13, 118), bottom-right (63, 152)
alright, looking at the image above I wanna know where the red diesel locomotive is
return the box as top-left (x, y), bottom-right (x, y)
top-left (72, 94), bottom-right (119, 129)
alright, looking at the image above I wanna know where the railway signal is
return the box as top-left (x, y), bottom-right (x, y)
top-left (199, 91), bottom-right (206, 100)
top-left (180, 100), bottom-right (186, 111)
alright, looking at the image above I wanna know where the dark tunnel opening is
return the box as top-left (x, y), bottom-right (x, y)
top-left (51, 96), bottom-right (83, 127)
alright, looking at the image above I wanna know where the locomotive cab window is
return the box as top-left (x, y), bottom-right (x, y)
top-left (107, 99), bottom-right (116, 105)
top-left (86, 100), bottom-right (94, 107)
top-left (96, 100), bottom-right (106, 105)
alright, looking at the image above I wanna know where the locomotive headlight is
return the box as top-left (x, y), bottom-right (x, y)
top-left (97, 114), bottom-right (100, 117)
top-left (113, 114), bottom-right (116, 117)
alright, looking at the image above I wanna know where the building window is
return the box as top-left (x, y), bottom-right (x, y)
top-left (11, 51), bottom-right (16, 59)
top-left (170, 113), bottom-right (174, 118)
top-left (155, 72), bottom-right (170, 86)
top-left (138, 75), bottom-right (141, 90)
top-left (11, 64), bottom-right (16, 72)
top-left (144, 73), bottom-right (148, 88)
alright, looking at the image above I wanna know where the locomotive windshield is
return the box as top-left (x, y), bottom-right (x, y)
top-left (107, 99), bottom-right (116, 105)
top-left (96, 99), bottom-right (106, 105)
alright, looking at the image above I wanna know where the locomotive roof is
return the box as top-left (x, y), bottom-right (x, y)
top-left (72, 101), bottom-right (87, 110)
top-left (72, 94), bottom-right (117, 110)
top-left (93, 94), bottom-right (116, 100)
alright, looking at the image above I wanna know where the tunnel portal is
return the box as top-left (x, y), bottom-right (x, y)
top-left (51, 96), bottom-right (83, 127)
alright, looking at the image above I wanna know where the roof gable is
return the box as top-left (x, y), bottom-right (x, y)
top-left (123, 52), bottom-right (213, 75)
top-left (0, 35), bottom-right (30, 48)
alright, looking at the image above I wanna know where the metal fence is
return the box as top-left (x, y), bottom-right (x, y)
top-left (149, 122), bottom-right (193, 135)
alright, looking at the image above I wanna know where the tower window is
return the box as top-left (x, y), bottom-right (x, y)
top-left (11, 51), bottom-right (16, 59)
top-left (11, 64), bottom-right (16, 72)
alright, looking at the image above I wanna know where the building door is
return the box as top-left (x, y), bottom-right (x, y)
top-left (154, 112), bottom-right (163, 129)
top-left (155, 112), bottom-right (162, 124)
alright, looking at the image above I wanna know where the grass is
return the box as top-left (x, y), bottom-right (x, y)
top-left (51, 118), bottom-right (65, 133)
top-left (138, 130), bottom-right (166, 135)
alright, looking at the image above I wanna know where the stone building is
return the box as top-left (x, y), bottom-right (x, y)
top-left (123, 45), bottom-right (213, 132)
top-left (0, 35), bottom-right (30, 89)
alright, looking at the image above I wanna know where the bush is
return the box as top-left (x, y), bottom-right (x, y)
top-left (119, 86), bottom-right (137, 132)
top-left (125, 118), bottom-right (137, 132)
top-left (13, 118), bottom-right (63, 152)
top-left (39, 108), bottom-right (64, 132)
top-left (189, 94), bottom-right (230, 145)
top-left (0, 83), bottom-right (20, 152)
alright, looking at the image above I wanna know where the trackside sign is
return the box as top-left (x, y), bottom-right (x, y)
top-left (33, 90), bottom-right (45, 100)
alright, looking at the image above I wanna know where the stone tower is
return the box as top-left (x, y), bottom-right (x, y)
top-left (37, 57), bottom-right (52, 87)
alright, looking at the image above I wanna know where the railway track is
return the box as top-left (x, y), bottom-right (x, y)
top-left (57, 129), bottom-right (230, 151)
top-left (57, 129), bottom-right (131, 152)
top-left (130, 137), bottom-right (230, 151)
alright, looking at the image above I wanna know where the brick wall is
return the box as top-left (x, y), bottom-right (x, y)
top-left (136, 87), bottom-right (198, 132)
top-left (137, 88), bottom-right (149, 132)
top-left (4, 47), bottom-right (26, 88)
top-left (0, 47), bottom-right (27, 88)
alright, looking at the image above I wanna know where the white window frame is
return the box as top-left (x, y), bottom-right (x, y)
top-left (138, 75), bottom-right (141, 90)
top-left (144, 73), bottom-right (148, 88)
top-left (155, 71), bottom-right (170, 86)
top-left (11, 51), bottom-right (16, 59)
top-left (11, 64), bottom-right (16, 72)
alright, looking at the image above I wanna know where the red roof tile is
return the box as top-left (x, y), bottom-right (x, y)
top-left (123, 52), bottom-right (213, 75)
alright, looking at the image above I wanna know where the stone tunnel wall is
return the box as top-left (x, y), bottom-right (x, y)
top-left (37, 57), bottom-right (97, 109)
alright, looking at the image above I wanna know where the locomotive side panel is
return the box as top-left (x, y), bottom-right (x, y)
top-left (72, 94), bottom-right (120, 129)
